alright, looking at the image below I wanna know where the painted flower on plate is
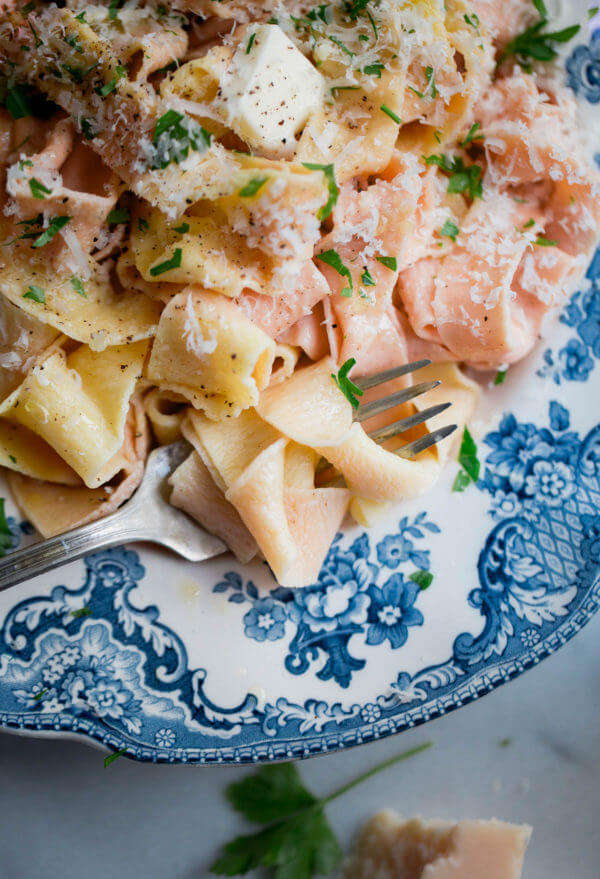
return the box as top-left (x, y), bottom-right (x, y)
top-left (524, 460), bottom-right (575, 507)
top-left (376, 533), bottom-right (412, 568)
top-left (366, 575), bottom-right (423, 648)
top-left (567, 32), bottom-right (600, 104)
top-left (243, 598), bottom-right (287, 642)
top-left (360, 703), bottom-right (382, 723)
top-left (288, 579), bottom-right (369, 634)
top-left (155, 728), bottom-right (176, 747)
top-left (558, 338), bottom-right (595, 382)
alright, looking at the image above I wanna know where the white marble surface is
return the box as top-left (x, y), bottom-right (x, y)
top-left (0, 614), bottom-right (598, 879)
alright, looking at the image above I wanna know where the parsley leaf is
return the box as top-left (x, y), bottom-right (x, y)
top-left (138, 218), bottom-right (150, 232)
top-left (452, 426), bottom-right (480, 491)
top-left (174, 222), bottom-right (190, 234)
top-left (363, 62), bottom-right (385, 77)
top-left (72, 607), bottom-right (92, 618)
top-left (494, 368), bottom-right (508, 385)
top-left (408, 66), bottom-right (437, 101)
top-left (424, 153), bottom-right (483, 200)
top-left (409, 569), bottom-right (434, 590)
top-left (302, 162), bottom-right (339, 220)
top-left (376, 255), bottom-right (397, 271)
top-left (0, 498), bottom-right (13, 557)
top-left (331, 357), bottom-right (364, 409)
top-left (535, 235), bottom-right (557, 246)
top-left (108, 0), bottom-right (123, 21)
top-left (361, 266), bottom-right (376, 286)
top-left (499, 11), bottom-right (580, 69)
top-left (5, 84), bottom-right (33, 120)
top-left (316, 249), bottom-right (353, 297)
top-left (70, 276), bottom-right (86, 298)
top-left (239, 176), bottom-right (269, 198)
top-left (28, 178), bottom-right (52, 199)
top-left (380, 103), bottom-right (402, 124)
top-left (33, 688), bottom-right (48, 702)
top-left (32, 216), bottom-right (70, 248)
top-left (212, 742), bottom-right (432, 878)
top-left (23, 285), bottom-right (45, 303)
top-left (460, 121), bottom-right (484, 147)
top-left (95, 65), bottom-right (126, 98)
top-left (150, 248), bottom-right (182, 277)
top-left (151, 110), bottom-right (212, 170)
top-left (440, 219), bottom-right (459, 242)
top-left (107, 208), bottom-right (130, 225)
top-left (104, 747), bottom-right (127, 768)
top-left (246, 32), bottom-right (256, 54)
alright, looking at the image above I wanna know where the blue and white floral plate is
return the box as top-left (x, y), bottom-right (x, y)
top-left (1, 23), bottom-right (600, 764)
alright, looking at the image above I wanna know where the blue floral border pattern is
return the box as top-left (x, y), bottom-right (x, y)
top-left (0, 398), bottom-right (598, 763)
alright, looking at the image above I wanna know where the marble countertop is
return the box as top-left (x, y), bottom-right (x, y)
top-left (0, 614), bottom-right (598, 879)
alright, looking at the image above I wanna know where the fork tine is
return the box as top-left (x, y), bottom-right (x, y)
top-left (368, 402), bottom-right (452, 443)
top-left (395, 423), bottom-right (457, 458)
top-left (356, 380), bottom-right (441, 422)
top-left (353, 359), bottom-right (432, 391)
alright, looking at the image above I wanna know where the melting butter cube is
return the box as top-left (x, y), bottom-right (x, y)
top-left (344, 812), bottom-right (532, 879)
top-left (216, 24), bottom-right (325, 156)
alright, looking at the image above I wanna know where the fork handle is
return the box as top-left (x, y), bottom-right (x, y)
top-left (0, 507), bottom-right (147, 592)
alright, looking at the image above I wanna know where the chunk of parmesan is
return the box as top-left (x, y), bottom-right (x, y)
top-left (344, 812), bottom-right (531, 879)
top-left (214, 24), bottom-right (325, 157)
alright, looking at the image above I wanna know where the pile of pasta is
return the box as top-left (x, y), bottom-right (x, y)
top-left (0, 0), bottom-right (598, 587)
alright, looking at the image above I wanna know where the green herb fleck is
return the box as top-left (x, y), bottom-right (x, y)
top-left (174, 222), bottom-right (190, 234)
top-left (138, 218), bottom-right (149, 233)
top-left (535, 235), bottom-right (557, 246)
top-left (452, 426), bottom-right (480, 492)
top-left (376, 255), bottom-right (398, 271)
top-left (72, 607), bottom-right (92, 618)
top-left (363, 62), bottom-right (385, 78)
top-left (23, 285), bottom-right (45, 303)
top-left (589, 6), bottom-right (599, 19)
top-left (302, 162), bottom-right (339, 220)
top-left (75, 11), bottom-right (87, 22)
top-left (331, 357), bottom-right (363, 409)
top-left (460, 121), bottom-right (484, 147)
top-left (246, 32), bottom-right (256, 54)
top-left (70, 276), bottom-right (86, 298)
top-left (19, 159), bottom-right (33, 171)
top-left (211, 742), bottom-right (432, 877)
top-left (239, 176), bottom-right (269, 198)
top-left (316, 249), bottom-right (353, 297)
top-left (8, 455), bottom-right (16, 464)
top-left (5, 85), bottom-right (32, 120)
top-left (499, 737), bottom-right (513, 747)
top-left (151, 110), bottom-right (212, 170)
top-left (424, 153), bottom-right (483, 200)
top-left (329, 35), bottom-right (355, 56)
top-left (108, 0), bottom-right (123, 21)
top-left (28, 178), bottom-right (52, 199)
top-left (409, 569), bottom-right (434, 590)
top-left (107, 208), bottom-right (130, 225)
top-left (361, 266), bottom-right (376, 286)
top-left (33, 689), bottom-right (48, 702)
top-left (494, 368), bottom-right (508, 385)
top-left (32, 216), bottom-right (70, 248)
top-left (95, 65), bottom-right (126, 98)
top-left (523, 218), bottom-right (535, 229)
top-left (104, 747), bottom-right (128, 768)
top-left (150, 248), bottom-right (182, 277)
top-left (81, 118), bottom-right (97, 140)
top-left (380, 104), bottom-right (402, 124)
top-left (440, 219), bottom-right (459, 242)
top-left (0, 499), bottom-right (13, 557)
top-left (498, 10), bottom-right (580, 70)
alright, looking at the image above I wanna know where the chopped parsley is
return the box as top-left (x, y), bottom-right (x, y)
top-left (8, 455), bottom-right (16, 464)
top-left (363, 62), bottom-right (385, 78)
top-left (463, 11), bottom-right (481, 31)
top-left (246, 32), bottom-right (257, 54)
top-left (95, 65), bottom-right (127, 98)
top-left (408, 66), bottom-right (437, 101)
top-left (460, 121), bottom-right (484, 147)
top-left (361, 266), bottom-right (376, 286)
top-left (137, 218), bottom-right (150, 233)
top-left (150, 248), bottom-right (182, 277)
top-left (316, 249), bottom-right (353, 297)
top-left (409, 569), bottom-right (434, 590)
top-left (106, 208), bottom-right (130, 225)
top-left (62, 61), bottom-right (100, 84)
top-left (424, 153), bottom-right (483, 200)
top-left (72, 607), bottom-right (92, 618)
top-left (64, 33), bottom-right (84, 54)
top-left (151, 110), bottom-right (212, 171)
top-left (104, 747), bottom-right (128, 768)
top-left (0, 498), bottom-right (13, 557)
top-left (440, 219), bottom-right (459, 242)
top-left (380, 104), bottom-right (402, 124)
top-left (174, 222), bottom-right (190, 234)
top-left (32, 216), bottom-right (70, 248)
top-left (5, 84), bottom-right (32, 120)
top-left (28, 178), bottom-right (52, 199)
top-left (452, 426), bottom-right (480, 492)
top-left (329, 34), bottom-right (355, 56)
top-left (302, 162), bottom-right (339, 220)
top-left (498, 0), bottom-right (580, 70)
top-left (239, 176), bottom-right (269, 198)
top-left (376, 255), bottom-right (398, 271)
top-left (19, 159), bottom-right (33, 170)
top-left (81, 118), bottom-right (97, 140)
top-left (523, 218), bottom-right (536, 229)
top-left (535, 235), bottom-right (557, 246)
top-left (211, 742), bottom-right (432, 877)
top-left (70, 276), bottom-right (86, 298)
top-left (33, 689), bottom-right (48, 702)
top-left (75, 11), bottom-right (87, 22)
top-left (331, 358), bottom-right (364, 409)
top-left (108, 0), bottom-right (123, 21)
top-left (494, 368), bottom-right (508, 385)
top-left (23, 285), bottom-right (45, 303)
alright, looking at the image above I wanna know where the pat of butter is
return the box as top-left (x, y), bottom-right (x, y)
top-left (344, 812), bottom-right (532, 879)
top-left (215, 24), bottom-right (325, 157)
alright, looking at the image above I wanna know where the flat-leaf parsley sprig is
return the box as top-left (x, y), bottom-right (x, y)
top-left (424, 154), bottom-right (483, 200)
top-left (211, 742), bottom-right (432, 878)
top-left (498, 0), bottom-right (581, 70)
top-left (452, 426), bottom-right (481, 492)
top-left (331, 357), bottom-right (364, 409)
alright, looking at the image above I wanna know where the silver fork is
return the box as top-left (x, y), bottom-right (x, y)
top-left (0, 359), bottom-right (455, 591)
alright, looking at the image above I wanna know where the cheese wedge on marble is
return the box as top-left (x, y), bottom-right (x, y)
top-left (344, 811), bottom-right (532, 879)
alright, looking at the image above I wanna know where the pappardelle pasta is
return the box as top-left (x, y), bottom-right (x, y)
top-left (0, 0), bottom-right (597, 587)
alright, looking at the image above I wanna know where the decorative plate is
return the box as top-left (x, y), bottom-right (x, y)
top-left (1, 23), bottom-right (600, 765)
